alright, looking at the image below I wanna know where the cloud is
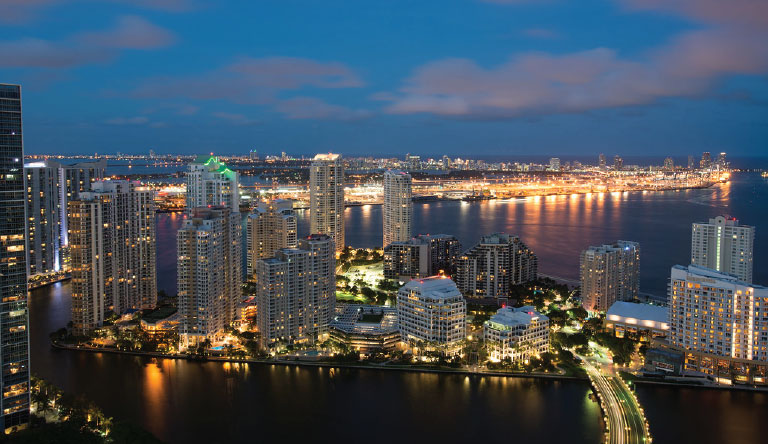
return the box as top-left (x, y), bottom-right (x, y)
top-left (211, 111), bottom-right (260, 125)
top-left (384, 0), bottom-right (768, 119)
top-left (274, 97), bottom-right (372, 120)
top-left (0, 0), bottom-right (194, 24)
top-left (0, 16), bottom-right (174, 69)
top-left (521, 28), bottom-right (560, 39)
top-left (76, 15), bottom-right (175, 49)
top-left (105, 116), bottom-right (150, 125)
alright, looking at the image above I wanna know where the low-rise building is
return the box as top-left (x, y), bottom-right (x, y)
top-left (329, 304), bottom-right (400, 354)
top-left (484, 306), bottom-right (549, 363)
top-left (605, 301), bottom-right (669, 339)
top-left (397, 277), bottom-right (466, 353)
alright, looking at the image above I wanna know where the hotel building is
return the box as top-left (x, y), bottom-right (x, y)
top-left (309, 153), bottom-right (344, 252)
top-left (396, 277), bottom-right (466, 352)
top-left (691, 216), bottom-right (754, 283)
top-left (484, 306), bottom-right (549, 363)
top-left (383, 170), bottom-right (412, 247)
top-left (580, 241), bottom-right (640, 313)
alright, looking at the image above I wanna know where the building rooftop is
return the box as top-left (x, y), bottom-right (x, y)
top-left (330, 304), bottom-right (398, 334)
top-left (313, 153), bottom-right (340, 161)
top-left (400, 276), bottom-right (463, 300)
top-left (672, 264), bottom-right (765, 288)
top-left (486, 306), bottom-right (548, 329)
top-left (606, 301), bottom-right (668, 324)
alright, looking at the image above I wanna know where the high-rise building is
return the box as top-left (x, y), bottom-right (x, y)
top-left (613, 155), bottom-right (623, 171)
top-left (687, 155), bottom-right (695, 170)
top-left (700, 151), bottom-right (712, 169)
top-left (177, 207), bottom-right (242, 347)
top-left (309, 153), bottom-right (344, 252)
top-left (186, 155), bottom-right (240, 212)
top-left (663, 157), bottom-right (674, 171)
top-left (579, 241), bottom-right (640, 312)
top-left (24, 160), bottom-right (62, 279)
top-left (716, 152), bottom-right (728, 169)
top-left (484, 306), bottom-right (550, 363)
top-left (69, 181), bottom-right (157, 335)
top-left (396, 276), bottom-right (466, 352)
top-left (384, 234), bottom-right (461, 281)
top-left (548, 157), bottom-right (561, 172)
top-left (668, 265), bottom-right (768, 374)
top-left (455, 233), bottom-right (538, 299)
top-left (246, 199), bottom-right (297, 276)
top-left (383, 170), bottom-right (412, 247)
top-left (691, 216), bottom-right (754, 283)
top-left (58, 159), bottom-right (106, 247)
top-left (0, 84), bottom-right (30, 433)
top-left (598, 153), bottom-right (607, 170)
top-left (256, 234), bottom-right (335, 347)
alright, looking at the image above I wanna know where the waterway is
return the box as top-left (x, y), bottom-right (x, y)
top-left (28, 172), bottom-right (768, 443)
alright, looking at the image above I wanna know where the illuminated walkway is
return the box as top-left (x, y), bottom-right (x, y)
top-left (582, 358), bottom-right (652, 444)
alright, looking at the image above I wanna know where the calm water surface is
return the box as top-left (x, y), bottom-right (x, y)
top-left (29, 172), bottom-right (768, 443)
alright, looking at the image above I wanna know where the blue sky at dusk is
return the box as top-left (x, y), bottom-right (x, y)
top-left (2, 0), bottom-right (767, 157)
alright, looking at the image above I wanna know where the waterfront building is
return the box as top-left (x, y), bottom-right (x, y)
top-left (455, 233), bottom-right (538, 299)
top-left (246, 199), bottom-right (297, 276)
top-left (0, 84), bottom-right (30, 433)
top-left (548, 157), bottom-right (560, 172)
top-left (687, 155), bottom-right (695, 170)
top-left (604, 301), bottom-right (669, 338)
top-left (329, 304), bottom-right (400, 353)
top-left (383, 234), bottom-right (461, 281)
top-left (700, 152), bottom-right (712, 169)
top-left (309, 153), bottom-right (344, 252)
top-left (663, 157), bottom-right (674, 171)
top-left (579, 241), bottom-right (640, 312)
top-left (186, 155), bottom-right (240, 212)
top-left (484, 306), bottom-right (549, 363)
top-left (177, 207), bottom-right (242, 348)
top-left (598, 153), bottom-right (606, 170)
top-left (69, 180), bottom-right (157, 334)
top-left (256, 235), bottom-right (335, 347)
top-left (691, 215), bottom-right (754, 283)
top-left (58, 159), bottom-right (106, 247)
top-left (613, 155), bottom-right (623, 171)
top-left (396, 277), bottom-right (466, 352)
top-left (668, 265), bottom-right (768, 381)
top-left (383, 170), bottom-right (412, 247)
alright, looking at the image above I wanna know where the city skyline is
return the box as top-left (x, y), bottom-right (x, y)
top-left (1, 1), bottom-right (767, 156)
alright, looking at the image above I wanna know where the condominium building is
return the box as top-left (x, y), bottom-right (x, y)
top-left (383, 170), bottom-right (412, 247)
top-left (691, 216), bottom-right (754, 283)
top-left (309, 153), bottom-right (344, 252)
top-left (69, 180), bottom-right (157, 334)
top-left (580, 241), bottom-right (640, 312)
top-left (455, 233), bottom-right (538, 299)
top-left (383, 234), bottom-right (461, 281)
top-left (256, 235), bottom-right (336, 347)
top-left (484, 306), bottom-right (549, 363)
top-left (396, 277), bottom-right (466, 352)
top-left (668, 265), bottom-right (768, 375)
top-left (186, 155), bottom-right (240, 212)
top-left (246, 199), bottom-right (297, 276)
top-left (177, 207), bottom-right (242, 347)
top-left (0, 83), bottom-right (30, 433)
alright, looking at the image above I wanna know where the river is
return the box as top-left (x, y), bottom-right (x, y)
top-left (28, 172), bottom-right (768, 443)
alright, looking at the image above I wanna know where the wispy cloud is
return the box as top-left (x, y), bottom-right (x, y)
top-left (0, 0), bottom-right (195, 24)
top-left (521, 28), bottom-right (560, 39)
top-left (211, 111), bottom-right (260, 126)
top-left (275, 97), bottom-right (372, 120)
top-left (76, 15), bottom-right (176, 49)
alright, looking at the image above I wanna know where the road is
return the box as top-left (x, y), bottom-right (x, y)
top-left (581, 356), bottom-right (652, 444)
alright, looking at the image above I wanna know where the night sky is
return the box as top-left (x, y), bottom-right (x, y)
top-left (2, 0), bottom-right (767, 157)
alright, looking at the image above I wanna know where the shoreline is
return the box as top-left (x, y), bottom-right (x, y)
top-left (51, 341), bottom-right (587, 382)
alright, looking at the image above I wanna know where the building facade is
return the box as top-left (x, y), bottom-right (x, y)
top-left (604, 301), bottom-right (669, 338)
top-left (69, 181), bottom-right (157, 334)
top-left (396, 277), bottom-right (466, 352)
top-left (58, 159), bottom-right (106, 248)
top-left (309, 153), bottom-right (344, 252)
top-left (329, 304), bottom-right (400, 354)
top-left (484, 306), bottom-right (549, 363)
top-left (256, 235), bottom-right (336, 347)
top-left (186, 155), bottom-right (240, 212)
top-left (177, 207), bottom-right (242, 347)
top-left (246, 199), bottom-right (297, 276)
top-left (580, 241), bottom-right (640, 312)
top-left (455, 233), bottom-right (538, 299)
top-left (668, 265), bottom-right (768, 375)
top-left (383, 234), bottom-right (461, 281)
top-left (383, 170), bottom-right (412, 247)
top-left (0, 84), bottom-right (30, 433)
top-left (691, 216), bottom-right (754, 283)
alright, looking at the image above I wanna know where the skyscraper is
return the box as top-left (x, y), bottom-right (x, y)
top-left (691, 216), bottom-right (754, 283)
top-left (69, 181), bottom-right (157, 334)
top-left (700, 151), bottom-right (712, 169)
top-left (663, 157), bottom-right (674, 171)
top-left (579, 241), bottom-right (640, 312)
top-left (613, 155), bottom-right (623, 171)
top-left (246, 199), bottom-right (297, 276)
top-left (455, 233), bottom-right (538, 299)
top-left (668, 265), bottom-right (768, 375)
top-left (177, 207), bottom-right (242, 348)
top-left (598, 153), bottom-right (607, 170)
top-left (548, 157), bottom-right (561, 172)
top-left (256, 234), bottom-right (335, 347)
top-left (383, 170), bottom-right (412, 247)
top-left (309, 153), bottom-right (344, 252)
top-left (384, 234), bottom-right (461, 281)
top-left (0, 84), bottom-right (30, 433)
top-left (186, 155), bottom-right (240, 212)
top-left (58, 159), bottom-right (106, 247)
top-left (687, 155), bottom-right (695, 170)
